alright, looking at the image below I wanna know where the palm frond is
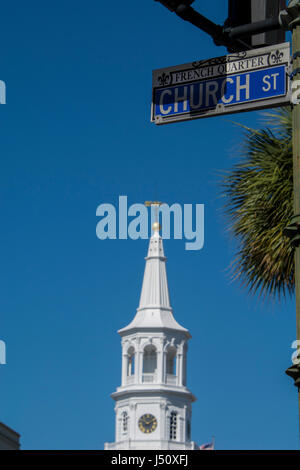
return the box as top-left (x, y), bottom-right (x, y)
top-left (221, 107), bottom-right (294, 300)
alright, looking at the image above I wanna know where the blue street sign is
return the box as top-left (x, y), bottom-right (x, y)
top-left (151, 43), bottom-right (291, 125)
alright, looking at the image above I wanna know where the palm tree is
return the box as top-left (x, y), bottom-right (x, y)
top-left (221, 107), bottom-right (294, 299)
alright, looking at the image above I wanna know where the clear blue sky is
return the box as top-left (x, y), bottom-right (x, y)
top-left (0, 0), bottom-right (298, 450)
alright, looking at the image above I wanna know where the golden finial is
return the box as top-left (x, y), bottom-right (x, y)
top-left (152, 221), bottom-right (161, 232)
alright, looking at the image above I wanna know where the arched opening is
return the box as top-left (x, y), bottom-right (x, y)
top-left (169, 411), bottom-right (177, 440)
top-left (122, 411), bottom-right (128, 434)
top-left (127, 346), bottom-right (135, 376)
top-left (186, 419), bottom-right (191, 440)
top-left (143, 345), bottom-right (157, 373)
top-left (166, 347), bottom-right (176, 375)
top-left (142, 344), bottom-right (157, 383)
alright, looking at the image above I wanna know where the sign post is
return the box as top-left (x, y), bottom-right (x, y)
top-left (151, 42), bottom-right (290, 125)
top-left (292, 22), bottom-right (300, 436)
top-left (284, 23), bottom-right (300, 434)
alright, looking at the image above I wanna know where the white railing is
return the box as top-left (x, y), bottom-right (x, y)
top-left (105, 440), bottom-right (196, 450)
top-left (105, 440), bottom-right (131, 450)
top-left (142, 372), bottom-right (157, 383)
top-left (126, 375), bottom-right (135, 384)
top-left (166, 374), bottom-right (177, 385)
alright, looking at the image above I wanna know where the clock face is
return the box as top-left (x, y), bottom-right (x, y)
top-left (138, 413), bottom-right (157, 434)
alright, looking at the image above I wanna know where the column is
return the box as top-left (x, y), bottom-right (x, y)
top-left (177, 352), bottom-right (183, 386)
top-left (122, 352), bottom-right (128, 386)
top-left (137, 350), bottom-right (143, 384)
top-left (157, 345), bottom-right (164, 383)
top-left (160, 402), bottom-right (166, 441)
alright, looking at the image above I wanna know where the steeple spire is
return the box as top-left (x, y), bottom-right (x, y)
top-left (138, 223), bottom-right (170, 311)
top-left (119, 221), bottom-right (189, 336)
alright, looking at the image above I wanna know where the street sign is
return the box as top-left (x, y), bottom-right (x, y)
top-left (151, 42), bottom-right (291, 125)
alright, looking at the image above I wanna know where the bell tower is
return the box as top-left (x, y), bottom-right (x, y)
top-left (105, 214), bottom-right (198, 450)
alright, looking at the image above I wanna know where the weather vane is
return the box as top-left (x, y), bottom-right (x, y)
top-left (144, 201), bottom-right (163, 231)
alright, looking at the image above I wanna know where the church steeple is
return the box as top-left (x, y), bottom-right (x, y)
top-left (139, 223), bottom-right (170, 310)
top-left (104, 216), bottom-right (198, 450)
top-left (119, 224), bottom-right (189, 336)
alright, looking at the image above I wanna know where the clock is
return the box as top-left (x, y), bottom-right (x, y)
top-left (138, 413), bottom-right (157, 434)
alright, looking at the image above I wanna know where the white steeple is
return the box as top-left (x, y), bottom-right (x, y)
top-left (105, 220), bottom-right (198, 450)
top-left (119, 225), bottom-right (189, 336)
top-left (139, 227), bottom-right (170, 310)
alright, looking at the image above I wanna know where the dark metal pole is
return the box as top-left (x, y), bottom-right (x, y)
top-left (291, 23), bottom-right (300, 434)
top-left (226, 17), bottom-right (280, 39)
top-left (284, 6), bottom-right (300, 434)
top-left (154, 1), bottom-right (251, 50)
top-left (173, 4), bottom-right (224, 43)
